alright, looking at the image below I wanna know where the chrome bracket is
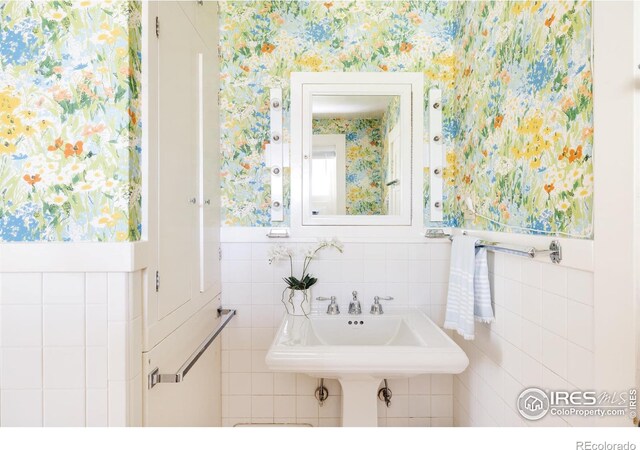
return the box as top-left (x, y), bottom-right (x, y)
top-left (266, 227), bottom-right (290, 238)
top-left (549, 240), bottom-right (562, 264)
top-left (148, 367), bottom-right (182, 390)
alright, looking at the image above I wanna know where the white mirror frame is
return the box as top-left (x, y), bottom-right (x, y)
top-left (290, 72), bottom-right (424, 236)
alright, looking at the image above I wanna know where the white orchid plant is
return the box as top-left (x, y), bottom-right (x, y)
top-left (268, 238), bottom-right (344, 291)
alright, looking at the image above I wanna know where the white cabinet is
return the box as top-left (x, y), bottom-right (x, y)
top-left (146, 0), bottom-right (221, 340)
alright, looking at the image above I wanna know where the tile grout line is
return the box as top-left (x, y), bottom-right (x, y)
top-left (84, 272), bottom-right (88, 427)
top-left (40, 272), bottom-right (44, 426)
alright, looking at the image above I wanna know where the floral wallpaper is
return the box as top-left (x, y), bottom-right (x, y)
top-left (219, 0), bottom-right (465, 226)
top-left (0, 1), bottom-right (142, 242)
top-left (312, 117), bottom-right (385, 215)
top-left (219, 0), bottom-right (593, 238)
top-left (445, 1), bottom-right (593, 237)
top-left (0, 1), bottom-right (592, 240)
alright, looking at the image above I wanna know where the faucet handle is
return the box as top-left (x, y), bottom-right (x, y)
top-left (316, 296), bottom-right (340, 315)
top-left (371, 296), bottom-right (393, 315)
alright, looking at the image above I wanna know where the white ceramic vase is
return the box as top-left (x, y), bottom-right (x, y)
top-left (283, 288), bottom-right (311, 316)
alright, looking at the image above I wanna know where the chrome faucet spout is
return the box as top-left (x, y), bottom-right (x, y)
top-left (348, 290), bottom-right (362, 315)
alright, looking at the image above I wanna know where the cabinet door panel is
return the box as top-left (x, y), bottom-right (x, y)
top-left (196, 31), bottom-right (220, 294)
top-left (157, 1), bottom-right (198, 319)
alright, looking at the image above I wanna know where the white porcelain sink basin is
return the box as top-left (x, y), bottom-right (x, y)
top-left (266, 308), bottom-right (468, 426)
top-left (307, 315), bottom-right (420, 346)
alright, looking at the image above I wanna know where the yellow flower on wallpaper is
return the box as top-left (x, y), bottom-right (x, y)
top-left (517, 114), bottom-right (543, 135)
top-left (0, 140), bottom-right (16, 154)
top-left (0, 90), bottom-right (20, 112)
top-left (97, 21), bottom-right (123, 45)
top-left (296, 54), bottom-right (325, 71)
top-left (529, 158), bottom-right (542, 170)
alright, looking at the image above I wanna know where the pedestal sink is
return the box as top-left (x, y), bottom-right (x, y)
top-left (265, 308), bottom-right (469, 427)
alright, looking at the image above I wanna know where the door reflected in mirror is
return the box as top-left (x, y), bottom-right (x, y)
top-left (311, 95), bottom-right (401, 216)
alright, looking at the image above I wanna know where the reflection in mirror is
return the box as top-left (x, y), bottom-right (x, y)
top-left (311, 95), bottom-right (400, 216)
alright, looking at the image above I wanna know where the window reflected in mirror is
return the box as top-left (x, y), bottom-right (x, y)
top-left (311, 95), bottom-right (401, 216)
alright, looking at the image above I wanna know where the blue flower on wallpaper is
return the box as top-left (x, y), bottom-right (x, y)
top-left (442, 19), bottom-right (461, 41)
top-left (443, 118), bottom-right (460, 139)
top-left (0, 204), bottom-right (42, 241)
top-left (0, 19), bottom-right (40, 66)
top-left (527, 50), bottom-right (553, 93)
top-left (304, 21), bottom-right (331, 43)
top-left (528, 217), bottom-right (552, 234)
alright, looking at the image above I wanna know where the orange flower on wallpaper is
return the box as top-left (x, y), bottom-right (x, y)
top-left (545, 14), bottom-right (556, 27)
top-left (23, 174), bottom-right (41, 186)
top-left (127, 108), bottom-right (137, 125)
top-left (261, 43), bottom-right (275, 54)
top-left (569, 145), bottom-right (583, 163)
top-left (378, 64), bottom-right (388, 71)
top-left (559, 146), bottom-right (568, 160)
top-left (407, 12), bottom-right (422, 25)
top-left (323, 2), bottom-right (333, 9)
top-left (560, 96), bottom-right (575, 111)
top-left (240, 65), bottom-right (250, 72)
top-left (494, 115), bottom-right (504, 129)
top-left (64, 141), bottom-right (83, 158)
top-left (82, 123), bottom-right (106, 137)
top-left (399, 42), bottom-right (413, 53)
top-left (558, 145), bottom-right (583, 163)
top-left (582, 127), bottom-right (594, 139)
top-left (544, 183), bottom-right (555, 194)
top-left (48, 137), bottom-right (63, 152)
top-left (578, 84), bottom-right (592, 99)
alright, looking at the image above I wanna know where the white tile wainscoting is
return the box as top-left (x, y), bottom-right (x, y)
top-left (219, 239), bottom-right (454, 427)
top-left (0, 271), bottom-right (143, 426)
top-left (453, 252), bottom-right (595, 427)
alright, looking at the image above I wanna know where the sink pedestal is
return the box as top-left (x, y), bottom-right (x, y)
top-left (338, 377), bottom-right (382, 427)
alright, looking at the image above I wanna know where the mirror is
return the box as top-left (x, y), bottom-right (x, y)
top-left (291, 72), bottom-right (423, 229)
top-left (310, 95), bottom-right (401, 217)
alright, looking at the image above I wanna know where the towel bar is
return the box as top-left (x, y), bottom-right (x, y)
top-left (447, 234), bottom-right (562, 264)
top-left (147, 307), bottom-right (236, 389)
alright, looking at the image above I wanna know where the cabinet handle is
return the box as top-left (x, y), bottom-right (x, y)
top-left (205, 199), bottom-right (211, 205)
top-left (190, 198), bottom-right (197, 204)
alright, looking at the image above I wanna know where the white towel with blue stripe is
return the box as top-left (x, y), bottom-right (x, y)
top-left (444, 235), bottom-right (494, 340)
